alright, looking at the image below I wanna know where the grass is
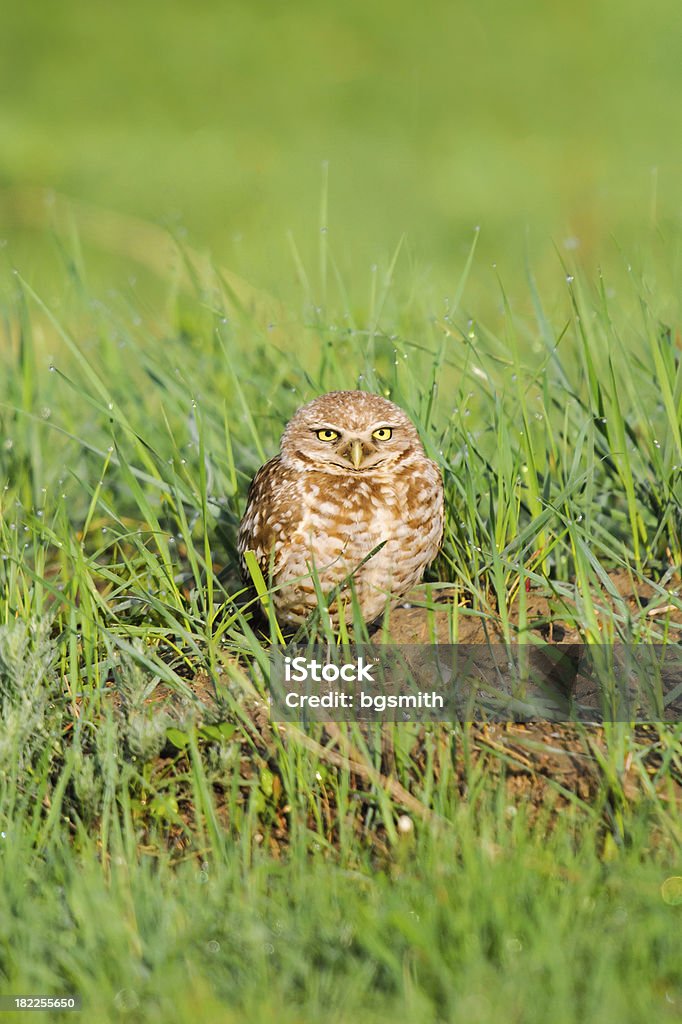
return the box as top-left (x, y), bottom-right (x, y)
top-left (0, 216), bottom-right (681, 1022)
top-left (3, 3), bottom-right (682, 1017)
top-left (4, 0), bottom-right (682, 296)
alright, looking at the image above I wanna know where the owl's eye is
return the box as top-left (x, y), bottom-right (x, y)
top-left (372, 427), bottom-right (393, 441)
top-left (316, 429), bottom-right (340, 442)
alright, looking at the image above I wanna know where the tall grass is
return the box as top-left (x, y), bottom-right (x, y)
top-left (0, 229), bottom-right (681, 1021)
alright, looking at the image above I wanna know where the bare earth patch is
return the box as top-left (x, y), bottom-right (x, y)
top-left (105, 570), bottom-right (682, 855)
top-left (383, 568), bottom-right (682, 644)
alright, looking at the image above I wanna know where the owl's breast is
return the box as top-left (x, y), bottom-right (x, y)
top-left (286, 466), bottom-right (439, 588)
top-left (297, 474), bottom-right (400, 556)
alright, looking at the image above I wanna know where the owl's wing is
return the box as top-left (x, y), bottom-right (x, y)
top-left (237, 456), bottom-right (301, 582)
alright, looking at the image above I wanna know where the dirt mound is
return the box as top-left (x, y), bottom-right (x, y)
top-left (382, 568), bottom-right (682, 644)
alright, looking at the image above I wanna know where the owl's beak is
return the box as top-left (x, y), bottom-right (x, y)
top-left (349, 438), bottom-right (364, 469)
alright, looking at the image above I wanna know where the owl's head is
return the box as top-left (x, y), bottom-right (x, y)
top-left (280, 390), bottom-right (425, 474)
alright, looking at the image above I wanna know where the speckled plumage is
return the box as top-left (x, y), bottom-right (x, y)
top-left (238, 391), bottom-right (444, 626)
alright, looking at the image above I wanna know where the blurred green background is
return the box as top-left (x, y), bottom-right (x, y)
top-left (1, 0), bottom-right (681, 299)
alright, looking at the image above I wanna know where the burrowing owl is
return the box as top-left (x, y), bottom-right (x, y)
top-left (238, 390), bottom-right (444, 627)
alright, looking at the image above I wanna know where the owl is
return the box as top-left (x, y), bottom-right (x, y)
top-left (237, 390), bottom-right (444, 628)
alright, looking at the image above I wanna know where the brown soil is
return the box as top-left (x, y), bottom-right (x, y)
top-left (383, 568), bottom-right (682, 644)
top-left (106, 569), bottom-right (682, 855)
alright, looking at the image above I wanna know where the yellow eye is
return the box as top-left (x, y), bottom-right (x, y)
top-left (372, 427), bottom-right (393, 441)
top-left (316, 429), bottom-right (340, 442)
